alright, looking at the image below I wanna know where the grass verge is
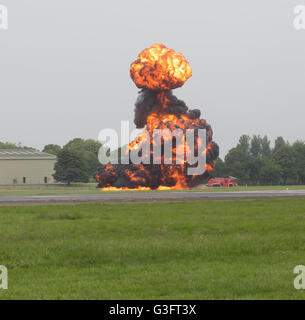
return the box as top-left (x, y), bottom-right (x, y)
top-left (0, 199), bottom-right (305, 299)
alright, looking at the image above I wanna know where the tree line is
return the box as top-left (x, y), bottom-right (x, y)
top-left (212, 135), bottom-right (305, 186)
top-left (1, 135), bottom-right (305, 186)
top-left (0, 141), bottom-right (34, 150)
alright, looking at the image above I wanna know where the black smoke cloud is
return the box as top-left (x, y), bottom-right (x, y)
top-left (94, 89), bottom-right (219, 189)
top-left (134, 89), bottom-right (201, 128)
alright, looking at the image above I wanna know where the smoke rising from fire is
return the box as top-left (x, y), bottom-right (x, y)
top-left (95, 44), bottom-right (219, 190)
top-left (134, 89), bottom-right (201, 129)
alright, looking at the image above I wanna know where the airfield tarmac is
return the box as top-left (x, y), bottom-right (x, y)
top-left (1, 189), bottom-right (305, 206)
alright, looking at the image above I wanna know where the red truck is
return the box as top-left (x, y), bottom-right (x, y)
top-left (207, 177), bottom-right (238, 187)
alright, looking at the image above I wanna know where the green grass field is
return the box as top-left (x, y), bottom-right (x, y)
top-left (1, 199), bottom-right (305, 300)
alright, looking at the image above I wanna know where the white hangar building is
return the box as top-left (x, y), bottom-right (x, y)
top-left (0, 149), bottom-right (57, 185)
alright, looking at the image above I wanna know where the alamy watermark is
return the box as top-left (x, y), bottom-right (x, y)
top-left (0, 4), bottom-right (8, 30)
top-left (294, 265), bottom-right (305, 289)
top-left (97, 121), bottom-right (207, 175)
top-left (0, 265), bottom-right (8, 290)
top-left (294, 5), bottom-right (305, 30)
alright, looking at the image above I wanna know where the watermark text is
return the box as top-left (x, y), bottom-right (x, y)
top-left (98, 121), bottom-right (208, 176)
top-left (0, 4), bottom-right (8, 30)
top-left (0, 265), bottom-right (8, 290)
top-left (294, 5), bottom-right (305, 30)
top-left (294, 265), bottom-right (305, 289)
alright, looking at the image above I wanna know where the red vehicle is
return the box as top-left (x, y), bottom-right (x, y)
top-left (207, 177), bottom-right (238, 187)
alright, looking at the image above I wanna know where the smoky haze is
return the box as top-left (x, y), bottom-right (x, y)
top-left (0, 0), bottom-right (304, 157)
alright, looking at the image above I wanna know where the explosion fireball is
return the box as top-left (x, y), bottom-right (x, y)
top-left (130, 43), bottom-right (192, 91)
top-left (95, 44), bottom-right (219, 190)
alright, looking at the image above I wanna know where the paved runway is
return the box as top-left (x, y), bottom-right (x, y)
top-left (1, 190), bottom-right (305, 205)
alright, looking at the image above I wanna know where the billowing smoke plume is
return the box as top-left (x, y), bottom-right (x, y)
top-left (94, 44), bottom-right (219, 190)
top-left (134, 89), bottom-right (201, 129)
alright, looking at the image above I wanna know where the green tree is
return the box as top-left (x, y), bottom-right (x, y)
top-left (42, 144), bottom-right (62, 156)
top-left (65, 138), bottom-right (101, 155)
top-left (261, 135), bottom-right (271, 158)
top-left (237, 135), bottom-right (251, 154)
top-left (250, 135), bottom-right (262, 158)
top-left (212, 158), bottom-right (227, 177)
top-left (0, 141), bottom-right (34, 150)
top-left (63, 138), bottom-right (102, 179)
top-left (224, 147), bottom-right (252, 185)
top-left (214, 135), bottom-right (305, 186)
top-left (273, 137), bottom-right (286, 154)
top-left (292, 141), bottom-right (305, 184)
top-left (247, 157), bottom-right (261, 185)
top-left (273, 145), bottom-right (298, 185)
top-left (53, 149), bottom-right (89, 185)
top-left (259, 158), bottom-right (282, 185)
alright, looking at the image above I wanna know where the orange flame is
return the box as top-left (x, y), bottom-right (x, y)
top-left (124, 98), bottom-right (214, 190)
top-left (101, 185), bottom-right (177, 191)
top-left (99, 103), bottom-right (215, 191)
top-left (96, 44), bottom-right (217, 191)
top-left (130, 43), bottom-right (192, 90)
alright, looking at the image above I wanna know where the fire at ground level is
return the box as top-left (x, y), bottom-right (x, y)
top-left (94, 162), bottom-right (216, 191)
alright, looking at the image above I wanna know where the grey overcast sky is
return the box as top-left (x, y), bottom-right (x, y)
top-left (0, 0), bottom-right (304, 157)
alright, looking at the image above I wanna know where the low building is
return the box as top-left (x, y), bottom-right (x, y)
top-left (0, 149), bottom-right (57, 185)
